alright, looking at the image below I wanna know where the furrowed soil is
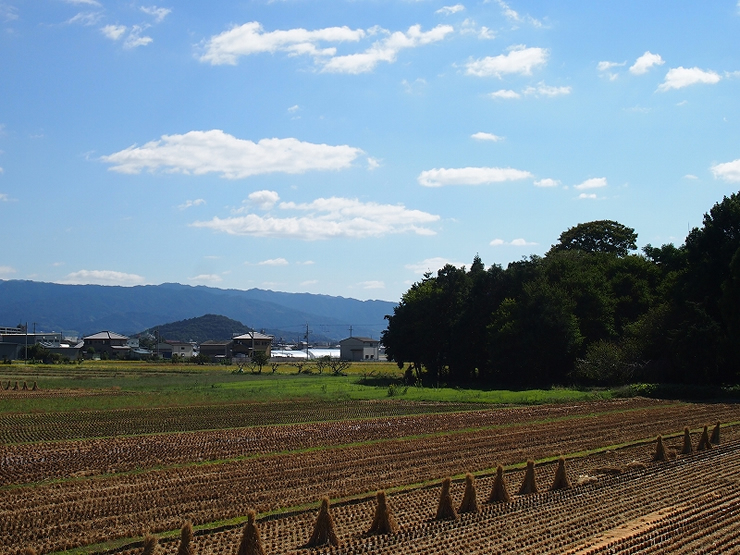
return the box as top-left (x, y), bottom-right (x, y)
top-left (2, 397), bottom-right (740, 554)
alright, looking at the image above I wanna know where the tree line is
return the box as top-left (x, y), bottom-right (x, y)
top-left (382, 191), bottom-right (740, 387)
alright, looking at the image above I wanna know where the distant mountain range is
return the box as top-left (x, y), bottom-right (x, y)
top-left (0, 281), bottom-right (396, 342)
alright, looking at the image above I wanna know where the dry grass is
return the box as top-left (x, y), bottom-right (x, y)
top-left (550, 456), bottom-right (571, 491)
top-left (176, 521), bottom-right (194, 555)
top-left (435, 477), bottom-right (458, 521)
top-left (518, 460), bottom-right (538, 495)
top-left (237, 510), bottom-right (266, 555)
top-left (488, 465), bottom-right (511, 503)
top-left (711, 421), bottom-right (721, 445)
top-left (653, 435), bottom-right (668, 461)
top-left (458, 473), bottom-right (480, 514)
top-left (697, 425), bottom-right (712, 451)
top-left (141, 534), bottom-right (158, 555)
top-left (307, 497), bottom-right (339, 547)
top-left (682, 427), bottom-right (693, 455)
top-left (367, 491), bottom-right (399, 535)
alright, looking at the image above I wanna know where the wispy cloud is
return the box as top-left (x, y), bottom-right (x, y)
top-left (200, 21), bottom-right (453, 74)
top-left (629, 51), bottom-right (664, 75)
top-left (466, 45), bottom-right (548, 77)
top-left (405, 257), bottom-right (466, 274)
top-left (140, 6), bottom-right (171, 23)
top-left (188, 274), bottom-right (222, 284)
top-left (101, 130), bottom-right (363, 178)
top-left (523, 82), bottom-right (571, 97)
top-left (0, 265), bottom-right (16, 276)
top-left (490, 238), bottom-right (537, 246)
top-left (192, 196), bottom-right (440, 240)
top-left (0, 3), bottom-right (18, 22)
top-left (64, 0), bottom-right (101, 5)
top-left (471, 132), bottom-right (503, 141)
top-left (66, 11), bottom-right (102, 26)
top-left (258, 258), bottom-right (289, 266)
top-left (321, 24), bottom-right (454, 74)
top-left (61, 270), bottom-right (146, 285)
top-left (494, 0), bottom-right (544, 28)
top-left (658, 67), bottom-right (721, 91)
top-left (574, 177), bottom-right (607, 190)
top-left (123, 24), bottom-right (153, 49)
top-left (436, 4), bottom-right (465, 15)
top-left (597, 60), bottom-right (626, 81)
top-left (489, 89), bottom-right (521, 99)
top-left (178, 198), bottom-right (206, 210)
top-left (101, 24), bottom-right (126, 40)
top-left (359, 280), bottom-right (385, 289)
top-left (418, 166), bottom-right (532, 187)
top-left (711, 159), bottom-right (740, 182)
top-left (578, 193), bottom-right (598, 200)
top-left (534, 178), bottom-right (560, 187)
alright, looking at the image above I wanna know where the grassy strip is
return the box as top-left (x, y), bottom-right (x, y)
top-left (3, 402), bottom-right (685, 492)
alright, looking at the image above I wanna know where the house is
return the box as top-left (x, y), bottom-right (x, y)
top-left (339, 336), bottom-right (380, 361)
top-left (232, 331), bottom-right (273, 359)
top-left (156, 340), bottom-right (195, 359)
top-left (199, 340), bottom-right (233, 361)
top-left (0, 330), bottom-right (64, 361)
top-left (82, 331), bottom-right (130, 358)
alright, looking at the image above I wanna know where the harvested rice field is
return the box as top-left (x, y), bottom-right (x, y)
top-left (2, 385), bottom-right (740, 554)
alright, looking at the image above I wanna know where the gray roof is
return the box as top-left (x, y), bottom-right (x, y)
top-left (83, 331), bottom-right (129, 340)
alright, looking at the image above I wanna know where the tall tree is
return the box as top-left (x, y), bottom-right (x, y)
top-left (549, 220), bottom-right (637, 257)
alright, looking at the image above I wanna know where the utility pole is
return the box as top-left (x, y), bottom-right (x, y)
top-left (304, 323), bottom-right (311, 358)
top-left (349, 325), bottom-right (353, 338)
top-left (24, 321), bottom-right (28, 365)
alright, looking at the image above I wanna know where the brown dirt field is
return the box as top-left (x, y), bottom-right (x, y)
top-left (2, 398), bottom-right (740, 554)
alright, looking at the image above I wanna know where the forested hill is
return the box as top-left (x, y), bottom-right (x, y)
top-left (140, 314), bottom-right (252, 343)
top-left (0, 282), bottom-right (395, 341)
top-left (383, 191), bottom-right (740, 388)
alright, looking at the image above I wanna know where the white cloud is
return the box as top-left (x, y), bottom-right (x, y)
top-left (574, 177), bottom-right (607, 190)
top-left (436, 4), bottom-right (465, 15)
top-left (0, 166), bottom-right (4, 174)
top-left (466, 45), bottom-right (548, 77)
top-left (301, 280), bottom-right (318, 286)
top-left (417, 166), bottom-right (533, 187)
top-left (297, 260), bottom-right (315, 265)
top-left (359, 280), bottom-right (385, 289)
top-left (321, 24), bottom-right (454, 74)
top-left (1, 3), bottom-right (18, 22)
top-left (402, 78), bottom-right (427, 94)
top-left (490, 238), bottom-right (537, 246)
top-left (192, 197), bottom-right (440, 240)
top-left (62, 270), bottom-right (146, 286)
top-left (66, 12), bottom-right (102, 26)
top-left (258, 258), bottom-right (289, 266)
top-left (189, 274), bottom-right (222, 284)
top-left (534, 178), bottom-right (560, 187)
top-left (101, 24), bottom-right (127, 40)
top-left (629, 51), bottom-right (664, 75)
top-left (658, 67), bottom-right (721, 91)
top-left (489, 89), bottom-right (521, 99)
top-left (471, 132), bottom-right (503, 141)
top-left (0, 193), bottom-right (9, 202)
top-left (0, 265), bottom-right (16, 276)
top-left (101, 130), bottom-right (363, 178)
top-left (64, 0), bottom-right (100, 5)
top-left (248, 190), bottom-right (280, 210)
top-left (288, 104), bottom-right (299, 112)
top-left (523, 82), bottom-right (571, 97)
top-left (367, 157), bottom-right (381, 170)
top-left (578, 193), bottom-right (598, 199)
top-left (494, 0), bottom-right (543, 28)
top-left (597, 61), bottom-right (625, 72)
top-left (178, 198), bottom-right (206, 210)
top-left (684, 174), bottom-right (698, 180)
top-left (140, 6), bottom-right (171, 23)
top-left (405, 257), bottom-right (466, 274)
top-left (711, 159), bottom-right (740, 183)
top-left (200, 22), bottom-right (365, 65)
top-left (124, 25), bottom-right (153, 49)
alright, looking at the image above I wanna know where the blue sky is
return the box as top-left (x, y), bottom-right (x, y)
top-left (1, 0), bottom-right (739, 302)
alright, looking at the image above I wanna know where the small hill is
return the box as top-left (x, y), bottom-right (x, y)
top-left (141, 314), bottom-right (251, 343)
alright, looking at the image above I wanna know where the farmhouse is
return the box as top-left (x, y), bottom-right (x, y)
top-left (339, 336), bottom-right (380, 361)
top-left (199, 340), bottom-right (233, 361)
top-left (82, 331), bottom-right (130, 358)
top-left (157, 340), bottom-right (195, 359)
top-left (232, 331), bottom-right (273, 359)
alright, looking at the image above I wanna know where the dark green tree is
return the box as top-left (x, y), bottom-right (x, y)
top-left (549, 220), bottom-right (637, 257)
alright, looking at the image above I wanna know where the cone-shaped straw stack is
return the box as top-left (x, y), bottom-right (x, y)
top-left (142, 534), bottom-right (158, 555)
top-left (177, 521), bottom-right (195, 555)
top-left (21, 549), bottom-right (37, 555)
top-left (681, 427), bottom-right (693, 455)
top-left (518, 460), bottom-right (538, 495)
top-left (710, 421), bottom-right (720, 445)
top-left (653, 435), bottom-right (668, 461)
top-left (238, 510), bottom-right (266, 555)
top-left (307, 497), bottom-right (339, 547)
top-left (488, 465), bottom-right (510, 503)
top-left (435, 477), bottom-right (458, 521)
top-left (367, 490), bottom-right (398, 535)
top-left (458, 473), bottom-right (480, 514)
top-left (550, 456), bottom-right (571, 491)
top-left (697, 425), bottom-right (712, 451)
